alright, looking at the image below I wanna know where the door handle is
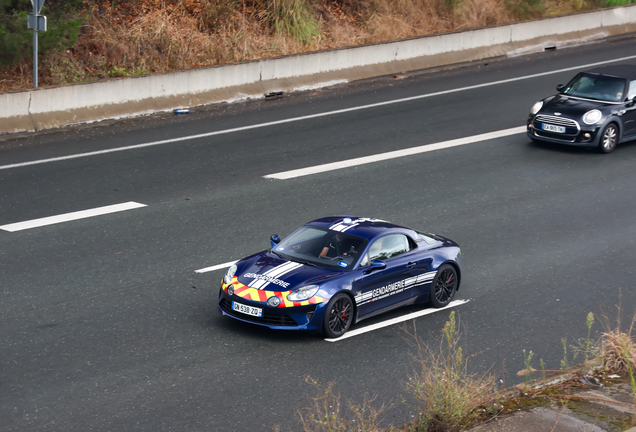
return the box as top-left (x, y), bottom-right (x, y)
top-left (406, 262), bottom-right (416, 269)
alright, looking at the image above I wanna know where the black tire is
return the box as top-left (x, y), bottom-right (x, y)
top-left (323, 293), bottom-right (353, 338)
top-left (430, 265), bottom-right (458, 308)
top-left (598, 123), bottom-right (618, 154)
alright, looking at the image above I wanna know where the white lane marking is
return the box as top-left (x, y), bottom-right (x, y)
top-left (324, 299), bottom-right (470, 342)
top-left (0, 201), bottom-right (147, 232)
top-left (265, 126), bottom-right (526, 179)
top-left (2, 54), bottom-right (636, 172)
top-left (195, 261), bottom-right (237, 273)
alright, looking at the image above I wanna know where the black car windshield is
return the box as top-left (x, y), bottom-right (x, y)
top-left (272, 226), bottom-right (368, 270)
top-left (561, 73), bottom-right (627, 102)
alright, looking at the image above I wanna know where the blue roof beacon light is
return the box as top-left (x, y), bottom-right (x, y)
top-left (343, 218), bottom-right (353, 224)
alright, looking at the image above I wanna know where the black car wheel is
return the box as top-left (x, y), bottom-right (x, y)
top-left (323, 293), bottom-right (353, 338)
top-left (430, 265), bottom-right (457, 308)
top-left (598, 123), bottom-right (618, 154)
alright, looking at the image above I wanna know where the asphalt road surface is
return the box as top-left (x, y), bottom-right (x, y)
top-left (2, 35), bottom-right (636, 432)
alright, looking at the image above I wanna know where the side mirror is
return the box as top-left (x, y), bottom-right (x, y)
top-left (627, 97), bottom-right (636, 107)
top-left (556, 84), bottom-right (565, 92)
top-left (364, 259), bottom-right (386, 273)
top-left (270, 234), bottom-right (280, 248)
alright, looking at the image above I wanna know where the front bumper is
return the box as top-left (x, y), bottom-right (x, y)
top-left (217, 278), bottom-right (327, 331)
top-left (527, 115), bottom-right (601, 147)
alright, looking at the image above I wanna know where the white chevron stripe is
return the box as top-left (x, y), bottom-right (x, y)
top-left (340, 223), bottom-right (359, 232)
top-left (404, 277), bottom-right (417, 287)
top-left (249, 261), bottom-right (303, 289)
top-left (329, 222), bottom-right (345, 231)
top-left (355, 271), bottom-right (439, 304)
top-left (416, 272), bottom-right (436, 283)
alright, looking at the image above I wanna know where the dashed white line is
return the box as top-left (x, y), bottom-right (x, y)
top-left (2, 54), bottom-right (636, 172)
top-left (195, 261), bottom-right (237, 273)
top-left (264, 126), bottom-right (526, 180)
top-left (324, 299), bottom-right (470, 342)
top-left (0, 201), bottom-right (147, 232)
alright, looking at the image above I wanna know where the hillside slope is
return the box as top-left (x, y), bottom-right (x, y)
top-left (0, 0), bottom-right (615, 92)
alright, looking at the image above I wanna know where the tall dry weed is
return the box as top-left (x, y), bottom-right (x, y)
top-left (599, 292), bottom-right (636, 427)
top-left (363, 0), bottom-right (448, 41)
top-left (599, 293), bottom-right (636, 375)
top-left (38, 3), bottom-right (224, 87)
top-left (455, 0), bottom-right (514, 30)
top-left (543, 0), bottom-right (599, 15)
top-left (86, 6), bottom-right (218, 70)
top-left (0, 63), bottom-right (33, 90)
top-left (404, 312), bottom-right (499, 431)
top-left (601, 318), bottom-right (636, 375)
top-left (298, 377), bottom-right (390, 432)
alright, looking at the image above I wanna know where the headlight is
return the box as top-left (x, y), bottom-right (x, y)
top-left (287, 285), bottom-right (319, 302)
top-left (582, 109), bottom-right (602, 125)
top-left (530, 101), bottom-right (543, 115)
top-left (223, 264), bottom-right (237, 284)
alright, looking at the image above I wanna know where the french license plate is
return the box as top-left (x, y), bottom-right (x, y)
top-left (232, 301), bottom-right (262, 317)
top-left (542, 123), bottom-right (565, 133)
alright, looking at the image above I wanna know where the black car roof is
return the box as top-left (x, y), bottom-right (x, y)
top-left (584, 64), bottom-right (636, 80)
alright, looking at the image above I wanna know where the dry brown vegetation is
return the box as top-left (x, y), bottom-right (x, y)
top-left (1, 0), bottom-right (603, 92)
top-left (295, 307), bottom-right (636, 432)
top-left (600, 305), bottom-right (636, 376)
top-left (404, 311), bottom-right (499, 431)
top-left (298, 312), bottom-right (502, 432)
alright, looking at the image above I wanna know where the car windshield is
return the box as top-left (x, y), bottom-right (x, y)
top-left (561, 73), bottom-right (627, 102)
top-left (272, 226), bottom-right (368, 270)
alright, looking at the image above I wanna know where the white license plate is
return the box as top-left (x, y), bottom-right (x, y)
top-left (542, 123), bottom-right (566, 133)
top-left (232, 301), bottom-right (262, 317)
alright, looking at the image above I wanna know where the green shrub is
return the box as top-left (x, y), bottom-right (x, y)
top-left (605, 0), bottom-right (636, 5)
top-left (264, 0), bottom-right (321, 45)
top-left (0, 0), bottom-right (84, 66)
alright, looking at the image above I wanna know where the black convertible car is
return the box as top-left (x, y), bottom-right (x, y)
top-left (527, 64), bottom-right (636, 153)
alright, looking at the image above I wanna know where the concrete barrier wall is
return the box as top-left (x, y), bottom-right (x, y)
top-left (2, 5), bottom-right (636, 134)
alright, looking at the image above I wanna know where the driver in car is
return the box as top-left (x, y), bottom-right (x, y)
top-left (319, 233), bottom-right (359, 259)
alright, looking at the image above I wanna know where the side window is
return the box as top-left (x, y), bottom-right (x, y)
top-left (628, 80), bottom-right (636, 100)
top-left (368, 235), bottom-right (409, 262)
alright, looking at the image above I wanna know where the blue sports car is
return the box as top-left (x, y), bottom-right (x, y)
top-left (218, 216), bottom-right (461, 338)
